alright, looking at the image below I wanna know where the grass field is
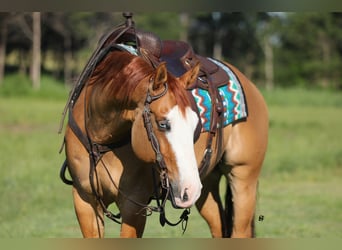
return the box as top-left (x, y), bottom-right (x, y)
top-left (0, 77), bottom-right (341, 238)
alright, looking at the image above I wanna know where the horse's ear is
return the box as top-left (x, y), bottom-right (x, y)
top-left (178, 62), bottom-right (200, 88)
top-left (152, 62), bottom-right (168, 90)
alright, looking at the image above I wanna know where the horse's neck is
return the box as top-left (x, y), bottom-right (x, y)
top-left (85, 85), bottom-right (135, 145)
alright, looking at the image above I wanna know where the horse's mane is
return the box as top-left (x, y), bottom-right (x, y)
top-left (88, 50), bottom-right (154, 105)
top-left (88, 49), bottom-right (190, 113)
top-left (167, 73), bottom-right (190, 115)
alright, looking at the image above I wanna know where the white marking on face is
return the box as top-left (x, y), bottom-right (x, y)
top-left (165, 105), bottom-right (202, 207)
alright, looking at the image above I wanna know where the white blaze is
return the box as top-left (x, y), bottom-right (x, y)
top-left (165, 105), bottom-right (202, 207)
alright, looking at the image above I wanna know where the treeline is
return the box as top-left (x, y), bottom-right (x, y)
top-left (1, 12), bottom-right (341, 90)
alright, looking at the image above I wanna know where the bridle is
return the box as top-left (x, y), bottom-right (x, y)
top-left (141, 81), bottom-right (191, 230)
top-left (142, 82), bottom-right (171, 205)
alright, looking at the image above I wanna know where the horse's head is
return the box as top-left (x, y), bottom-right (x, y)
top-left (131, 62), bottom-right (202, 208)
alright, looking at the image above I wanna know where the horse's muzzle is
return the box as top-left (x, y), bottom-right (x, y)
top-left (170, 184), bottom-right (202, 209)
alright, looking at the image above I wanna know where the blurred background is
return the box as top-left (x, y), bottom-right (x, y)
top-left (1, 12), bottom-right (342, 91)
top-left (0, 12), bottom-right (341, 238)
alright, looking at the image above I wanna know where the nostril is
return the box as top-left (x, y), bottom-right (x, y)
top-left (182, 188), bottom-right (189, 202)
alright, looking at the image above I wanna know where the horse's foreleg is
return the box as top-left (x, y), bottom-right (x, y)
top-left (72, 187), bottom-right (105, 238)
top-left (196, 168), bottom-right (225, 238)
top-left (228, 165), bottom-right (259, 238)
top-left (120, 220), bottom-right (146, 238)
top-left (119, 202), bottom-right (147, 238)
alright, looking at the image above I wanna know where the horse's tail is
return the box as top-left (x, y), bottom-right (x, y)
top-left (224, 181), bottom-right (234, 237)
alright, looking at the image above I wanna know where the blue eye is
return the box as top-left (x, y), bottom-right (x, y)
top-left (157, 119), bottom-right (171, 131)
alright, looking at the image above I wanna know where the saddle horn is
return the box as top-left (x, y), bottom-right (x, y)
top-left (123, 12), bottom-right (134, 27)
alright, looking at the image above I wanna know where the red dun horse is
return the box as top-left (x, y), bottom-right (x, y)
top-left (61, 21), bottom-right (268, 238)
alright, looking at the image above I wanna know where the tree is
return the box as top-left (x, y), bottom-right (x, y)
top-left (0, 13), bottom-right (11, 85)
top-left (42, 12), bottom-right (120, 85)
top-left (135, 12), bottom-right (183, 40)
top-left (31, 12), bottom-right (41, 90)
top-left (275, 13), bottom-right (342, 89)
top-left (257, 13), bottom-right (284, 90)
top-left (189, 12), bottom-right (266, 81)
top-left (4, 12), bottom-right (40, 86)
top-left (179, 12), bottom-right (190, 41)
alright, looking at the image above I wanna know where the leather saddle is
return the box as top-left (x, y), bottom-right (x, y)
top-left (161, 40), bottom-right (230, 89)
top-left (112, 29), bottom-right (230, 90)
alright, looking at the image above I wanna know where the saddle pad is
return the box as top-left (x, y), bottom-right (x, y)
top-left (191, 58), bottom-right (248, 132)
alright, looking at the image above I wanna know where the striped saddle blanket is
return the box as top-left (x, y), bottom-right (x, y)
top-left (190, 58), bottom-right (248, 132)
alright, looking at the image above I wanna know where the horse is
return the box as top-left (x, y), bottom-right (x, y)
top-left (60, 21), bottom-right (268, 238)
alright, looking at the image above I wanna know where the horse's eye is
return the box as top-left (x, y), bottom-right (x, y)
top-left (157, 119), bottom-right (171, 132)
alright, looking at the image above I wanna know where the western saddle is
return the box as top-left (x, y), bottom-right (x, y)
top-left (112, 27), bottom-right (230, 89)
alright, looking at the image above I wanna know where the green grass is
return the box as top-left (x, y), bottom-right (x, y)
top-left (0, 78), bottom-right (341, 238)
top-left (256, 88), bottom-right (342, 237)
top-left (0, 73), bottom-right (69, 100)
